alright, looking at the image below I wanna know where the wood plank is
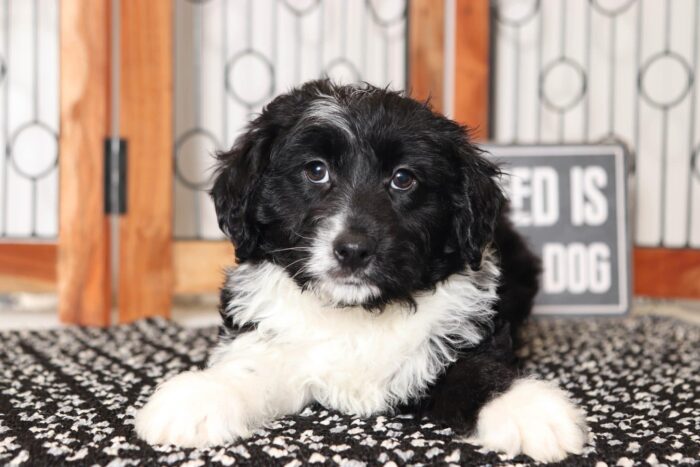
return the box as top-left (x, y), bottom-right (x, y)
top-left (634, 248), bottom-right (700, 299)
top-left (408, 0), bottom-right (445, 113)
top-left (0, 243), bottom-right (57, 292)
top-left (173, 241), bottom-right (236, 294)
top-left (58, 1), bottom-right (111, 325)
top-left (118, 0), bottom-right (174, 323)
top-left (453, 0), bottom-right (490, 138)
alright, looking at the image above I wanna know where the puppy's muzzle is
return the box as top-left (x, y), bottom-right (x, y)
top-left (332, 231), bottom-right (376, 271)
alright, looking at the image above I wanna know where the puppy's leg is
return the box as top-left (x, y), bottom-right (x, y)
top-left (493, 215), bottom-right (542, 344)
top-left (420, 332), bottom-right (587, 462)
top-left (134, 337), bottom-right (307, 448)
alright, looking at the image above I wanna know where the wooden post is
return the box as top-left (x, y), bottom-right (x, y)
top-left (0, 243), bottom-right (57, 293)
top-left (58, 0), bottom-right (111, 325)
top-left (173, 241), bottom-right (235, 294)
top-left (453, 0), bottom-right (490, 138)
top-left (634, 248), bottom-right (700, 299)
top-left (409, 0), bottom-right (445, 114)
top-left (118, 0), bottom-right (174, 323)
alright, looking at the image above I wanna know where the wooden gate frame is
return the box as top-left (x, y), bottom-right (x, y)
top-left (117, 1), bottom-right (173, 323)
top-left (0, 1), bottom-right (112, 328)
top-left (10, 0), bottom-right (230, 325)
top-left (58, 1), bottom-right (112, 325)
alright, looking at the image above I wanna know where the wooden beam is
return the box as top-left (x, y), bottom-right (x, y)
top-left (0, 243), bottom-right (57, 292)
top-left (173, 241), bottom-right (235, 294)
top-left (453, 0), bottom-right (490, 138)
top-left (58, 0), bottom-right (111, 325)
top-left (118, 0), bottom-right (174, 323)
top-left (409, 0), bottom-right (445, 113)
top-left (634, 248), bottom-right (700, 299)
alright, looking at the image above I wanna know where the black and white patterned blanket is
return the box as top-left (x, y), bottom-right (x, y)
top-left (0, 315), bottom-right (698, 466)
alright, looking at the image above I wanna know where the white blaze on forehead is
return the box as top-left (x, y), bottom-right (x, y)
top-left (304, 95), bottom-right (354, 140)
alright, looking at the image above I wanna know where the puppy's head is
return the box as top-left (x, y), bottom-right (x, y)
top-left (211, 80), bottom-right (503, 308)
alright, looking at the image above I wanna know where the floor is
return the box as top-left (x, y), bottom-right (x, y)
top-left (1, 293), bottom-right (699, 330)
top-left (2, 309), bottom-right (698, 465)
top-left (0, 293), bottom-right (222, 330)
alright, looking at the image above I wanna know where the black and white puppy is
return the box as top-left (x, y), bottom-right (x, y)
top-left (135, 80), bottom-right (587, 462)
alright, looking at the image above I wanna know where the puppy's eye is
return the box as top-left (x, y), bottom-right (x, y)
top-left (390, 169), bottom-right (416, 191)
top-left (304, 161), bottom-right (330, 184)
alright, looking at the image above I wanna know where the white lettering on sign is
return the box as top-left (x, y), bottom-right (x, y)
top-left (542, 242), bottom-right (612, 294)
top-left (570, 166), bottom-right (608, 226)
top-left (507, 167), bottom-right (559, 227)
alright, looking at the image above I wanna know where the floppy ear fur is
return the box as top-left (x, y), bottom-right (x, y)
top-left (209, 81), bottom-right (340, 261)
top-left (210, 126), bottom-right (274, 262)
top-left (452, 143), bottom-right (505, 270)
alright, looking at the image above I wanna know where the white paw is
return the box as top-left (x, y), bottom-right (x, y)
top-left (134, 371), bottom-right (248, 448)
top-left (475, 378), bottom-right (587, 463)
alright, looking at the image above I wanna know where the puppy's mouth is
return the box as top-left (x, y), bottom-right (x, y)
top-left (312, 276), bottom-right (382, 307)
top-left (327, 269), bottom-right (369, 285)
top-left (335, 277), bottom-right (367, 286)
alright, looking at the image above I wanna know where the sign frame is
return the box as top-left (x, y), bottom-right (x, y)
top-left (481, 143), bottom-right (631, 316)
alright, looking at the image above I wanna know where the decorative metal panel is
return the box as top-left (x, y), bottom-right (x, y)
top-left (0, 0), bottom-right (59, 239)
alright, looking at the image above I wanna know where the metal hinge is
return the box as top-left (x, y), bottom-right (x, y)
top-left (104, 138), bottom-right (127, 214)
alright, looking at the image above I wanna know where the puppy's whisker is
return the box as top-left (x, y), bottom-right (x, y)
top-left (268, 246), bottom-right (313, 254)
top-left (291, 231), bottom-right (315, 242)
top-left (290, 265), bottom-right (311, 281)
top-left (280, 258), bottom-right (309, 277)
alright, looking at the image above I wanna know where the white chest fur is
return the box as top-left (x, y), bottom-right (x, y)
top-left (210, 260), bottom-right (500, 415)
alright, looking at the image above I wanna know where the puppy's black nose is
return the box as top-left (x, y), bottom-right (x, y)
top-left (333, 232), bottom-right (376, 270)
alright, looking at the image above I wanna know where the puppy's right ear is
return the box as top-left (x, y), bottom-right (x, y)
top-left (210, 126), bottom-right (273, 261)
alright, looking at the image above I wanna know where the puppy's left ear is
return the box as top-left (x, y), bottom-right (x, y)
top-left (452, 144), bottom-right (505, 270)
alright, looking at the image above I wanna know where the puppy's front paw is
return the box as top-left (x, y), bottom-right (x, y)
top-left (475, 378), bottom-right (587, 462)
top-left (134, 371), bottom-right (247, 448)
